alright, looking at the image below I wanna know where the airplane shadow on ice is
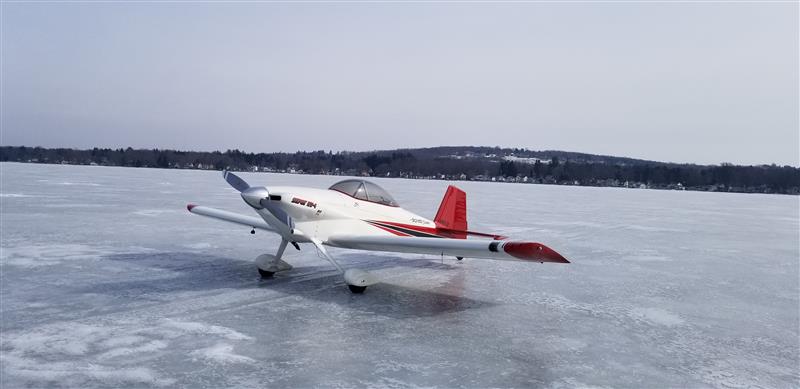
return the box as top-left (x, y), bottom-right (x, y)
top-left (84, 251), bottom-right (497, 319)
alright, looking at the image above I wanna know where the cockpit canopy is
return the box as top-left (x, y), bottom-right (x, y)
top-left (328, 179), bottom-right (399, 207)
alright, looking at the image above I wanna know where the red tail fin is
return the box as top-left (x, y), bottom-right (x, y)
top-left (434, 185), bottom-right (468, 239)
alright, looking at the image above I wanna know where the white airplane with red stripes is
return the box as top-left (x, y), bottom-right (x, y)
top-left (187, 171), bottom-right (569, 293)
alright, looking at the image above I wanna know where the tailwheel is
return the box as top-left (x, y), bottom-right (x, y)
top-left (258, 268), bottom-right (275, 278)
top-left (347, 285), bottom-right (367, 294)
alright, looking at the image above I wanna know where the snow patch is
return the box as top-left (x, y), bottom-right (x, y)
top-left (0, 355), bottom-right (175, 386)
top-left (623, 224), bottom-right (686, 233)
top-left (161, 319), bottom-right (254, 340)
top-left (549, 377), bottom-right (615, 389)
top-left (99, 335), bottom-right (147, 348)
top-left (132, 209), bottom-right (180, 217)
top-left (97, 340), bottom-right (169, 359)
top-left (0, 243), bottom-right (116, 268)
top-left (1, 318), bottom-right (254, 387)
top-left (624, 254), bottom-right (671, 262)
top-left (190, 343), bottom-right (256, 365)
top-left (629, 307), bottom-right (685, 326)
top-left (183, 242), bottom-right (213, 250)
top-left (56, 181), bottom-right (101, 186)
top-left (6, 323), bottom-right (105, 355)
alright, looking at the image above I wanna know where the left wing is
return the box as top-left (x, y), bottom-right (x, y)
top-left (326, 235), bottom-right (569, 263)
top-left (187, 204), bottom-right (275, 232)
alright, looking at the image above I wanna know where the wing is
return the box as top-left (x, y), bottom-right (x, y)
top-left (187, 204), bottom-right (275, 232)
top-left (325, 235), bottom-right (569, 263)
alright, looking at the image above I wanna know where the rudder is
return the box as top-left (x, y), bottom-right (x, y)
top-left (434, 185), bottom-right (468, 239)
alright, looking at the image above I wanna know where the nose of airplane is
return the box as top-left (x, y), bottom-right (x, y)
top-left (240, 186), bottom-right (269, 209)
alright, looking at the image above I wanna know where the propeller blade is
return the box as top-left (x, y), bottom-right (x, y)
top-left (223, 171), bottom-right (250, 192)
top-left (260, 198), bottom-right (294, 229)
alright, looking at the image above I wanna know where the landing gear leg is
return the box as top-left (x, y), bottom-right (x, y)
top-left (310, 239), bottom-right (378, 294)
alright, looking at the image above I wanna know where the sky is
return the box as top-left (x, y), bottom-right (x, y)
top-left (1, 2), bottom-right (798, 166)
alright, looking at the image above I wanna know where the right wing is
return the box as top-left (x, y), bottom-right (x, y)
top-left (326, 234), bottom-right (569, 263)
top-left (186, 204), bottom-right (275, 232)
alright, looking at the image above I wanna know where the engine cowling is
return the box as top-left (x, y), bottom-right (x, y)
top-left (240, 186), bottom-right (269, 209)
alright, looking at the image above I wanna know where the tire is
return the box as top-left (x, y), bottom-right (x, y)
top-left (348, 285), bottom-right (367, 294)
top-left (258, 268), bottom-right (275, 278)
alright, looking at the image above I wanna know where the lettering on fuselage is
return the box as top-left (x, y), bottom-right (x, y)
top-left (291, 197), bottom-right (317, 209)
top-left (411, 218), bottom-right (431, 225)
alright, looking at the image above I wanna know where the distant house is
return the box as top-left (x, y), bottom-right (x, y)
top-left (503, 155), bottom-right (550, 165)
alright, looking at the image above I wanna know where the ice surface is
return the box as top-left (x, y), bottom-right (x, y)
top-left (1, 162), bottom-right (798, 388)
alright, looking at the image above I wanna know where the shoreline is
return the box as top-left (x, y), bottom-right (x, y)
top-left (3, 161), bottom-right (796, 197)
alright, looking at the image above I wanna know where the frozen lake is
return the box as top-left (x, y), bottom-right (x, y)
top-left (1, 162), bottom-right (798, 388)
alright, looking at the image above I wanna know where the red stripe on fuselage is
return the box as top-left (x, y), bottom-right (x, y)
top-left (371, 220), bottom-right (441, 235)
top-left (366, 221), bottom-right (411, 237)
top-left (368, 220), bottom-right (505, 240)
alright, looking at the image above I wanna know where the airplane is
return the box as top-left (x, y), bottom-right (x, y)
top-left (187, 171), bottom-right (569, 293)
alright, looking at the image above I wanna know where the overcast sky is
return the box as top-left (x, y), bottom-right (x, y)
top-left (2, 3), bottom-right (797, 166)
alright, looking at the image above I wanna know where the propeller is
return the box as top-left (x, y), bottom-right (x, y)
top-left (223, 170), bottom-right (251, 192)
top-left (222, 171), bottom-right (294, 230)
top-left (223, 171), bottom-right (268, 209)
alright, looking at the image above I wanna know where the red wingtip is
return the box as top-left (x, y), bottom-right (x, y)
top-left (503, 242), bottom-right (570, 263)
top-left (187, 203), bottom-right (197, 211)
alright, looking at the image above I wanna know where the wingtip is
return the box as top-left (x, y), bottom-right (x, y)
top-left (503, 242), bottom-right (571, 264)
top-left (544, 245), bottom-right (570, 264)
top-left (549, 248), bottom-right (570, 264)
top-left (187, 203), bottom-right (197, 211)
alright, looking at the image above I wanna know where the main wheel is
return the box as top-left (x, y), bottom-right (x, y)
top-left (258, 268), bottom-right (275, 278)
top-left (348, 285), bottom-right (367, 294)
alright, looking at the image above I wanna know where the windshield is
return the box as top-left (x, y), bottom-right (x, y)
top-left (329, 179), bottom-right (399, 206)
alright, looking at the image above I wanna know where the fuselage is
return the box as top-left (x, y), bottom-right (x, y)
top-left (258, 186), bottom-right (434, 243)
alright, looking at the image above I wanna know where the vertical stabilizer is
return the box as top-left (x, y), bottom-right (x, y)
top-left (434, 185), bottom-right (468, 239)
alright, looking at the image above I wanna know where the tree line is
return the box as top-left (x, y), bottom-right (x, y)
top-left (1, 145), bottom-right (798, 194)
